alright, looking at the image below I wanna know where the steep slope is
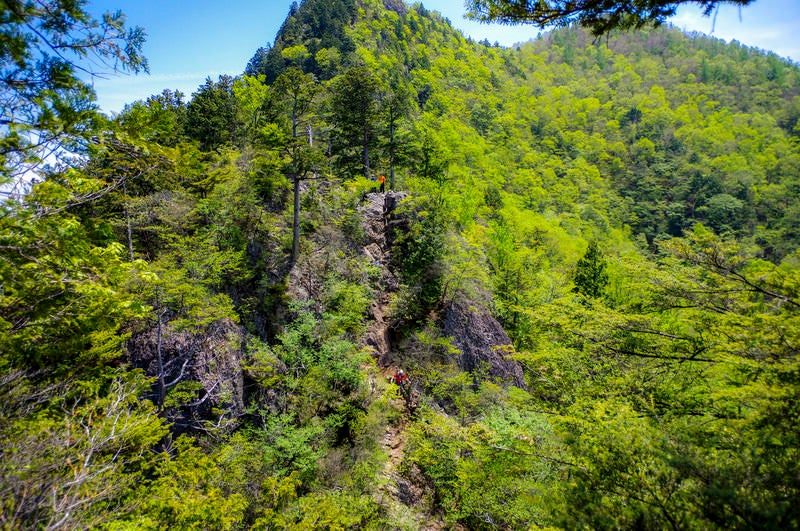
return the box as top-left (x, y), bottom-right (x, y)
top-left (342, 2), bottom-right (800, 528)
top-left (4, 0), bottom-right (799, 528)
top-left (245, 0), bottom-right (358, 82)
top-left (349, 0), bottom-right (800, 259)
top-left (118, 2), bottom-right (800, 526)
top-left (359, 191), bottom-right (402, 364)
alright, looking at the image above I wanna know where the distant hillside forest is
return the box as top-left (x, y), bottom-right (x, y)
top-left (2, 0), bottom-right (799, 529)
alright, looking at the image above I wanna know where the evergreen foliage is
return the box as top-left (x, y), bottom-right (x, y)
top-left (573, 240), bottom-right (608, 298)
top-left (0, 0), bottom-right (147, 186)
top-left (466, 0), bottom-right (755, 36)
top-left (185, 76), bottom-right (239, 151)
top-left (245, 0), bottom-right (358, 83)
top-left (328, 66), bottom-right (383, 178)
top-left (2, 0), bottom-right (800, 528)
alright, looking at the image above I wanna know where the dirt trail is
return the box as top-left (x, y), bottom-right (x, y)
top-left (360, 192), bottom-right (447, 529)
top-left (378, 407), bottom-right (448, 530)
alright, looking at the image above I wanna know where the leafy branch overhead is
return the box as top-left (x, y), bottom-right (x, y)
top-left (0, 0), bottom-right (147, 184)
top-left (465, 0), bottom-right (756, 35)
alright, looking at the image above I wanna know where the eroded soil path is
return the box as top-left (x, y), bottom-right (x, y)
top-left (359, 192), bottom-right (447, 529)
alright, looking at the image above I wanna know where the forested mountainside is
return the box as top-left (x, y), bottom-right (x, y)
top-left (2, 0), bottom-right (799, 528)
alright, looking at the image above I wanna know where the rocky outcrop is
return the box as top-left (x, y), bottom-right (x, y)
top-left (382, 191), bottom-right (409, 251)
top-left (360, 191), bottom-right (406, 364)
top-left (359, 190), bottom-right (406, 270)
top-left (443, 301), bottom-right (527, 389)
top-left (383, 0), bottom-right (408, 16)
top-left (127, 318), bottom-right (245, 427)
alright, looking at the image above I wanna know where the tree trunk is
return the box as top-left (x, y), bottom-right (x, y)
top-left (363, 127), bottom-right (370, 179)
top-left (292, 174), bottom-right (300, 264)
top-left (389, 121), bottom-right (396, 190)
top-left (123, 181), bottom-right (134, 261)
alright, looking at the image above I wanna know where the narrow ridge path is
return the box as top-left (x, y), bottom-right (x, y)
top-left (359, 192), bottom-right (401, 367)
top-left (359, 192), bottom-right (447, 529)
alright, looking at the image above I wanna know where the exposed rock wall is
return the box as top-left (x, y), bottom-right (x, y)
top-left (443, 301), bottom-right (527, 389)
top-left (360, 191), bottom-right (406, 364)
top-left (127, 318), bottom-right (245, 425)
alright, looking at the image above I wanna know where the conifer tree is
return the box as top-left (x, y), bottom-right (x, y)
top-left (381, 78), bottom-right (414, 190)
top-left (272, 67), bottom-right (323, 262)
top-left (573, 240), bottom-right (609, 298)
top-left (328, 67), bottom-right (382, 179)
top-left (0, 0), bottom-right (146, 188)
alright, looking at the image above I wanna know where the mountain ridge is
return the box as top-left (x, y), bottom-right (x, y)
top-left (2, 0), bottom-right (799, 528)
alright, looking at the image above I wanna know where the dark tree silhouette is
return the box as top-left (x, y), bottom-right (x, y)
top-left (466, 0), bottom-right (755, 36)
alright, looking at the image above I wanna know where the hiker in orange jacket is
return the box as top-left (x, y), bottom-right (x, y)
top-left (378, 174), bottom-right (386, 193)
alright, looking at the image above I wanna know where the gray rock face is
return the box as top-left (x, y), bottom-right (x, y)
top-left (127, 318), bottom-right (245, 426)
top-left (360, 191), bottom-right (407, 266)
top-left (359, 191), bottom-right (407, 363)
top-left (382, 191), bottom-right (408, 251)
top-left (442, 301), bottom-right (527, 389)
top-left (383, 0), bottom-right (408, 15)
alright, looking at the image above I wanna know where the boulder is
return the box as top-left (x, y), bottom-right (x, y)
top-left (442, 301), bottom-right (527, 389)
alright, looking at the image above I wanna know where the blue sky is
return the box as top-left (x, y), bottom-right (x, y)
top-left (88, 0), bottom-right (800, 114)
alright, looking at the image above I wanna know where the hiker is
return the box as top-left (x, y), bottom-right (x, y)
top-left (378, 174), bottom-right (386, 193)
top-left (392, 369), bottom-right (415, 405)
top-left (392, 369), bottom-right (408, 387)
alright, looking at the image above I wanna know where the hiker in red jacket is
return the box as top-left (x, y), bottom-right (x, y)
top-left (393, 369), bottom-right (407, 387)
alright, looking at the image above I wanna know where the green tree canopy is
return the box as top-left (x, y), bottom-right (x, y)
top-left (185, 76), bottom-right (239, 151)
top-left (573, 240), bottom-right (609, 298)
top-left (0, 0), bottom-right (147, 185)
top-left (328, 66), bottom-right (383, 178)
top-left (245, 0), bottom-right (357, 82)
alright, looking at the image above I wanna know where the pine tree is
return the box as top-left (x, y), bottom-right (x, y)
top-left (573, 240), bottom-right (608, 298)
